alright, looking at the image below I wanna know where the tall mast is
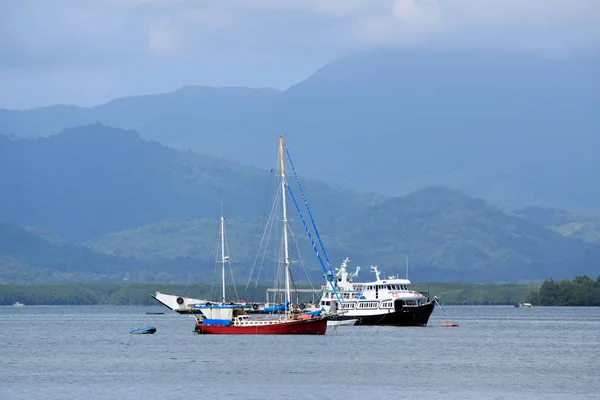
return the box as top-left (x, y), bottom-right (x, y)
top-left (220, 215), bottom-right (226, 304)
top-left (279, 137), bottom-right (291, 315)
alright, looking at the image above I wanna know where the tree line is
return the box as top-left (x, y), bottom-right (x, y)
top-left (1, 282), bottom-right (545, 306)
top-left (525, 275), bottom-right (600, 306)
top-left (0, 284), bottom-right (274, 306)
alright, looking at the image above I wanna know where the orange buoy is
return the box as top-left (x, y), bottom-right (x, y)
top-left (441, 323), bottom-right (458, 327)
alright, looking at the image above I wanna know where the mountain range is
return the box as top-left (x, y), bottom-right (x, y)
top-left (1, 49), bottom-right (599, 285)
top-left (1, 49), bottom-right (599, 212)
top-left (1, 124), bottom-right (599, 284)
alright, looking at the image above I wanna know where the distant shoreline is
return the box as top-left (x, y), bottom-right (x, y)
top-left (0, 282), bottom-right (541, 306)
top-left (5, 279), bottom-right (596, 306)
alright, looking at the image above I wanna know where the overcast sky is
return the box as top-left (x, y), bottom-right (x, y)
top-left (1, 0), bottom-right (599, 109)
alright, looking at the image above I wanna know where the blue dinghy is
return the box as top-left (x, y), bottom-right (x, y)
top-left (130, 326), bottom-right (157, 334)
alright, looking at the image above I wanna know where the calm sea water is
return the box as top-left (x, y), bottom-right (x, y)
top-left (1, 305), bottom-right (599, 399)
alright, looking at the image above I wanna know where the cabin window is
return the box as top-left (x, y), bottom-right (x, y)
top-left (359, 302), bottom-right (378, 309)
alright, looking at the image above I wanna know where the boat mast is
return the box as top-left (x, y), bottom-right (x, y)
top-left (220, 215), bottom-right (226, 304)
top-left (279, 137), bottom-right (291, 316)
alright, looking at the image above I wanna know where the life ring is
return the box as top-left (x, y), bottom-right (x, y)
top-left (391, 292), bottom-right (399, 298)
top-left (176, 297), bottom-right (184, 305)
top-left (252, 303), bottom-right (259, 310)
top-left (205, 302), bottom-right (212, 307)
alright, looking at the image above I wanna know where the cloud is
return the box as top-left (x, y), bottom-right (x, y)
top-left (0, 0), bottom-right (598, 108)
top-left (392, 0), bottom-right (441, 28)
top-left (147, 20), bottom-right (181, 54)
top-left (2, 0), bottom-right (597, 65)
top-left (355, 0), bottom-right (600, 51)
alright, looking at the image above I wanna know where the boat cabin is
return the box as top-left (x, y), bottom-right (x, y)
top-left (318, 258), bottom-right (430, 314)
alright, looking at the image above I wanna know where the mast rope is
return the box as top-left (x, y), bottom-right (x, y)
top-left (244, 179), bottom-right (279, 294)
top-left (286, 184), bottom-right (342, 303)
top-left (435, 298), bottom-right (459, 326)
top-left (284, 146), bottom-right (333, 270)
top-left (284, 145), bottom-right (341, 302)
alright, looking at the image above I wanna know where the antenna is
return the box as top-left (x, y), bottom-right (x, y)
top-left (405, 256), bottom-right (409, 280)
top-left (371, 265), bottom-right (381, 281)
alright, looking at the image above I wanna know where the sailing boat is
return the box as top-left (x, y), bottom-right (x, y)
top-left (151, 216), bottom-right (229, 314)
top-left (193, 137), bottom-right (329, 335)
top-left (152, 213), bottom-right (240, 314)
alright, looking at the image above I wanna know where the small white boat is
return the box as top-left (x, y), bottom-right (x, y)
top-left (515, 302), bottom-right (534, 308)
top-left (151, 291), bottom-right (214, 314)
top-left (13, 301), bottom-right (25, 307)
top-left (327, 319), bottom-right (358, 327)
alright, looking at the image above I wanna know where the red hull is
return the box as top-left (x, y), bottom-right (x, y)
top-left (194, 317), bottom-right (328, 335)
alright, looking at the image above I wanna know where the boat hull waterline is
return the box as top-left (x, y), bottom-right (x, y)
top-left (194, 317), bottom-right (327, 335)
top-left (329, 302), bottom-right (435, 327)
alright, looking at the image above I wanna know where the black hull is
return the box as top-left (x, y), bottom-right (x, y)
top-left (332, 302), bottom-right (435, 326)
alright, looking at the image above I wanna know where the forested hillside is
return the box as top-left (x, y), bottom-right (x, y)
top-left (2, 125), bottom-right (599, 284)
top-left (516, 207), bottom-right (600, 244)
top-left (0, 124), bottom-right (371, 240)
